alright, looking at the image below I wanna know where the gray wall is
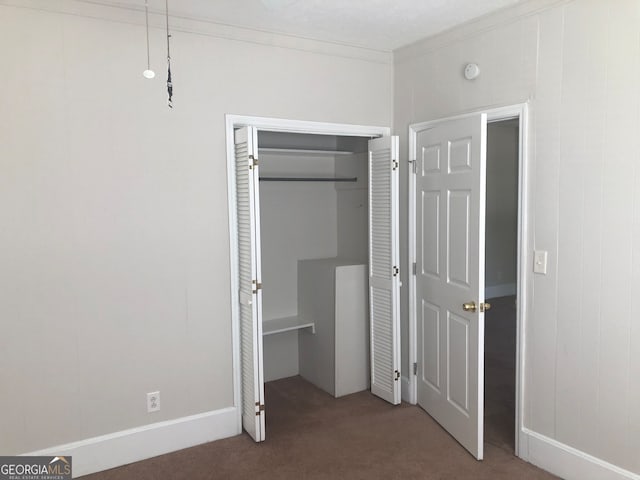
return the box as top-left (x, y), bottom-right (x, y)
top-left (260, 146), bottom-right (369, 382)
top-left (336, 152), bottom-right (369, 262)
top-left (259, 150), bottom-right (339, 381)
top-left (0, 2), bottom-right (391, 454)
top-left (485, 122), bottom-right (518, 297)
top-left (259, 152), bottom-right (339, 322)
top-left (395, 0), bottom-right (640, 473)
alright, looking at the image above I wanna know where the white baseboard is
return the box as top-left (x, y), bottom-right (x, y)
top-left (520, 428), bottom-right (640, 480)
top-left (24, 407), bottom-right (239, 478)
top-left (485, 283), bottom-right (516, 299)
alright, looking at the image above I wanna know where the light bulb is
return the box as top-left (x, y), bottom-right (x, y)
top-left (143, 69), bottom-right (156, 79)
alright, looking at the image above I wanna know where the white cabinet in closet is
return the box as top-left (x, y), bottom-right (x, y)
top-left (297, 258), bottom-right (369, 398)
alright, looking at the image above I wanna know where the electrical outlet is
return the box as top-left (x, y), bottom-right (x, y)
top-left (147, 391), bottom-right (160, 413)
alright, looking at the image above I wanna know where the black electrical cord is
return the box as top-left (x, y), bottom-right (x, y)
top-left (165, 0), bottom-right (173, 108)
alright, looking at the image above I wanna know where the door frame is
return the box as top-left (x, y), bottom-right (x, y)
top-left (225, 114), bottom-right (390, 433)
top-left (407, 103), bottom-right (529, 457)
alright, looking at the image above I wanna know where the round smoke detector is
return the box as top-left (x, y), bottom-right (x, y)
top-left (464, 63), bottom-right (480, 80)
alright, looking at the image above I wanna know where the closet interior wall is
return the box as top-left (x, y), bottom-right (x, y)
top-left (257, 132), bottom-right (369, 383)
top-left (485, 121), bottom-right (519, 300)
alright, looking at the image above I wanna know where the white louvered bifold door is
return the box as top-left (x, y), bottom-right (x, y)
top-left (368, 136), bottom-right (401, 405)
top-left (234, 126), bottom-right (265, 442)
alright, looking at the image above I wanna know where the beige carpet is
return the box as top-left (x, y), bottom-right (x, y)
top-left (84, 373), bottom-right (556, 479)
top-left (484, 295), bottom-right (518, 453)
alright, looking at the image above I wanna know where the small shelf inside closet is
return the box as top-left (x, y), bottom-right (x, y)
top-left (258, 147), bottom-right (355, 156)
top-left (258, 133), bottom-right (366, 185)
top-left (262, 316), bottom-right (315, 336)
top-left (259, 176), bottom-right (357, 182)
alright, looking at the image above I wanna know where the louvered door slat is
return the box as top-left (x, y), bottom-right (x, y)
top-left (368, 136), bottom-right (401, 405)
top-left (235, 126), bottom-right (265, 442)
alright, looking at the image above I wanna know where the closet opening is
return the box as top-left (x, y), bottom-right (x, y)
top-left (258, 131), bottom-right (371, 397)
top-left (484, 118), bottom-right (519, 454)
top-left (226, 115), bottom-right (400, 443)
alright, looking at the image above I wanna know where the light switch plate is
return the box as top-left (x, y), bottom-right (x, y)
top-left (533, 250), bottom-right (548, 275)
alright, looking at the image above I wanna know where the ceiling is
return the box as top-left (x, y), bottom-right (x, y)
top-left (98, 0), bottom-right (526, 51)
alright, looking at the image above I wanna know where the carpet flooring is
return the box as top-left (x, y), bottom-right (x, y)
top-left (484, 295), bottom-right (517, 453)
top-left (84, 362), bottom-right (556, 479)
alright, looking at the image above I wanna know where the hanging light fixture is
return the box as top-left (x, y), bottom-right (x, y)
top-left (142, 0), bottom-right (155, 79)
top-left (165, 0), bottom-right (173, 108)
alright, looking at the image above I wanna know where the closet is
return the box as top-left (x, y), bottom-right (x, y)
top-left (231, 121), bottom-right (400, 442)
top-left (259, 131), bottom-right (369, 391)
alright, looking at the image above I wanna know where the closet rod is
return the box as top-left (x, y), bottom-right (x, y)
top-left (259, 176), bottom-right (357, 182)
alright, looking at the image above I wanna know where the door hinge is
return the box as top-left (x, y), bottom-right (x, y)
top-left (412, 262), bottom-right (417, 276)
top-left (248, 154), bottom-right (258, 169)
top-left (392, 266), bottom-right (399, 277)
top-left (394, 370), bottom-right (401, 381)
top-left (413, 362), bottom-right (417, 376)
top-left (392, 159), bottom-right (399, 171)
top-left (255, 403), bottom-right (265, 415)
top-left (408, 159), bottom-right (417, 174)
top-left (252, 280), bottom-right (262, 293)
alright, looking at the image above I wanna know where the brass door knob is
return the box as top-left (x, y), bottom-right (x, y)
top-left (462, 301), bottom-right (477, 312)
top-left (462, 301), bottom-right (492, 313)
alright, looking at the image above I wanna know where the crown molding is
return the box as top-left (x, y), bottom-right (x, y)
top-left (393, 0), bottom-right (570, 63)
top-left (0, 0), bottom-right (392, 64)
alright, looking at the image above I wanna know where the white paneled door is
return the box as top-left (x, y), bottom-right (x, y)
top-left (234, 126), bottom-right (265, 442)
top-left (415, 115), bottom-right (487, 459)
top-left (368, 136), bottom-right (401, 405)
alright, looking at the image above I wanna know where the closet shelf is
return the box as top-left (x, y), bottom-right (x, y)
top-left (260, 176), bottom-right (357, 182)
top-left (263, 316), bottom-right (316, 336)
top-left (258, 147), bottom-right (356, 156)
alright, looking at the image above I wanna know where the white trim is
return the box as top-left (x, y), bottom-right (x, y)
top-left (408, 103), bottom-right (529, 457)
top-left (23, 407), bottom-right (238, 478)
top-left (520, 429), bottom-right (640, 480)
top-left (485, 282), bottom-right (517, 299)
top-left (227, 115), bottom-right (390, 137)
top-left (227, 120), bottom-right (243, 434)
top-left (409, 104), bottom-right (528, 133)
top-left (2, 0), bottom-right (391, 64)
top-left (514, 103), bottom-right (530, 460)
top-left (407, 126), bottom-right (418, 406)
top-left (226, 115), bottom-right (391, 433)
